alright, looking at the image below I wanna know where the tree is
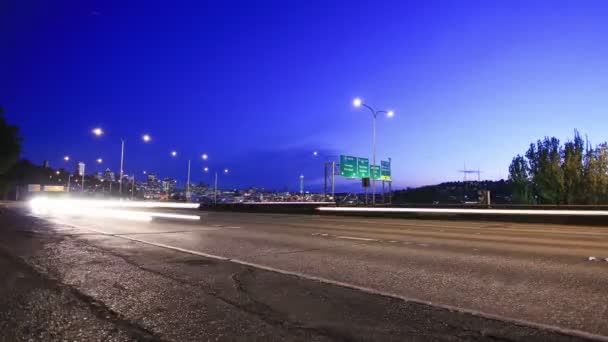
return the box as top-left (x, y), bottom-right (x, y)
top-left (0, 107), bottom-right (23, 198)
top-left (525, 137), bottom-right (564, 204)
top-left (562, 130), bottom-right (584, 204)
top-left (508, 155), bottom-right (531, 203)
top-left (0, 107), bottom-right (22, 175)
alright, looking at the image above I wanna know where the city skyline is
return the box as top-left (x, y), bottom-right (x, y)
top-left (4, 1), bottom-right (608, 190)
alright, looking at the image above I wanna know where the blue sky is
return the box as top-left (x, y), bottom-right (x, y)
top-left (2, 0), bottom-right (608, 191)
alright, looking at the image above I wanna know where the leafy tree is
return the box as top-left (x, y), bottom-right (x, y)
top-left (562, 130), bottom-right (584, 204)
top-left (525, 137), bottom-right (564, 204)
top-left (508, 155), bottom-right (531, 203)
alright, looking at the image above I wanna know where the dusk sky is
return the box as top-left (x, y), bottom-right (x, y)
top-left (3, 0), bottom-right (608, 191)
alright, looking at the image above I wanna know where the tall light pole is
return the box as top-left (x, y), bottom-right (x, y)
top-left (353, 97), bottom-right (394, 206)
top-left (172, 151), bottom-right (208, 202)
top-left (119, 138), bottom-right (125, 195)
top-left (92, 128), bottom-right (151, 198)
top-left (205, 167), bottom-right (228, 205)
top-left (186, 159), bottom-right (191, 201)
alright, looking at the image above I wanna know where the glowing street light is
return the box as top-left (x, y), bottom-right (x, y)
top-left (201, 153), bottom-right (208, 160)
top-left (313, 151), bottom-right (318, 156)
top-left (55, 170), bottom-right (60, 175)
top-left (142, 134), bottom-right (151, 142)
top-left (224, 168), bottom-right (229, 173)
top-left (64, 155), bottom-right (70, 161)
top-left (92, 127), bottom-right (104, 136)
top-left (171, 151), bottom-right (177, 157)
top-left (96, 158), bottom-right (103, 164)
top-left (203, 167), bottom-right (209, 172)
top-left (352, 97), bottom-right (395, 206)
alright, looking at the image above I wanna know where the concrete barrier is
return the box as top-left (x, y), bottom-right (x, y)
top-left (200, 202), bottom-right (335, 214)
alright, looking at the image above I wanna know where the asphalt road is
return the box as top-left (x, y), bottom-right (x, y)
top-left (1, 203), bottom-right (607, 341)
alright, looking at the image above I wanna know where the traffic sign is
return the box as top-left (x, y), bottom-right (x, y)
top-left (340, 155), bottom-right (390, 180)
top-left (357, 158), bottom-right (370, 179)
top-left (380, 160), bottom-right (391, 181)
top-left (370, 165), bottom-right (381, 180)
top-left (340, 155), bottom-right (357, 178)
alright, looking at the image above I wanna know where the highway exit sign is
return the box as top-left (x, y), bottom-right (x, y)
top-left (380, 160), bottom-right (391, 181)
top-left (340, 155), bottom-right (392, 181)
top-left (357, 158), bottom-right (370, 179)
top-left (340, 155), bottom-right (357, 178)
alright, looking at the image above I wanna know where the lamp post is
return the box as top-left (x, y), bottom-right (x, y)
top-left (92, 128), bottom-right (151, 198)
top-left (353, 98), bottom-right (394, 206)
top-left (172, 151), bottom-right (209, 202)
top-left (204, 167), bottom-right (228, 205)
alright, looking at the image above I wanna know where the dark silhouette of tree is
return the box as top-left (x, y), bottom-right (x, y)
top-left (0, 107), bottom-right (22, 175)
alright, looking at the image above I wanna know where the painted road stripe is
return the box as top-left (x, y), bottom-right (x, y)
top-left (336, 236), bottom-right (379, 242)
top-left (53, 218), bottom-right (608, 342)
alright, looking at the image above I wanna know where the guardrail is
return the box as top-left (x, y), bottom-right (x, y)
top-left (200, 202), bottom-right (335, 214)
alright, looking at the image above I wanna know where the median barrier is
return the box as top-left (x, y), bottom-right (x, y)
top-left (315, 206), bottom-right (608, 226)
top-left (200, 202), bottom-right (335, 214)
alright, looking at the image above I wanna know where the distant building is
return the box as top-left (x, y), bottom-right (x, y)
top-left (162, 177), bottom-right (177, 193)
top-left (77, 162), bottom-right (85, 176)
top-left (103, 168), bottom-right (115, 182)
top-left (147, 173), bottom-right (157, 183)
top-left (43, 160), bottom-right (50, 168)
top-left (95, 172), bottom-right (103, 180)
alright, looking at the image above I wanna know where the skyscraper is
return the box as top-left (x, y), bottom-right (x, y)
top-left (103, 168), bottom-right (115, 182)
top-left (77, 162), bottom-right (85, 176)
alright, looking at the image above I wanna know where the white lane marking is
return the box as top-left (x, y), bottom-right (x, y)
top-left (336, 236), bottom-right (379, 242)
top-left (149, 213), bottom-right (200, 220)
top-left (226, 226), bottom-right (242, 229)
top-left (57, 220), bottom-right (608, 342)
top-left (320, 233), bottom-right (329, 236)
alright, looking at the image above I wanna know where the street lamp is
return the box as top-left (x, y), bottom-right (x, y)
top-left (353, 97), bottom-right (395, 206)
top-left (96, 158), bottom-right (103, 164)
top-left (171, 151), bottom-right (209, 202)
top-left (92, 129), bottom-right (151, 197)
top-left (63, 155), bottom-right (70, 161)
top-left (92, 128), bottom-right (104, 136)
top-left (204, 167), bottom-right (229, 205)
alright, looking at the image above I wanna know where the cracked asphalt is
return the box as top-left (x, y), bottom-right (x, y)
top-left (0, 204), bottom-right (605, 341)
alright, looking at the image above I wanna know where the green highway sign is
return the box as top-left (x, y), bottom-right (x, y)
top-left (380, 160), bottom-right (392, 181)
top-left (340, 155), bottom-right (391, 180)
top-left (340, 155), bottom-right (357, 178)
top-left (370, 165), bottom-right (381, 180)
top-left (357, 158), bottom-right (370, 179)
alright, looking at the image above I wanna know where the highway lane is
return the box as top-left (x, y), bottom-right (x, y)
top-left (32, 210), bottom-right (608, 338)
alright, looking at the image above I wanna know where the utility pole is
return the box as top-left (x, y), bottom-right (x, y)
top-left (300, 174), bottom-right (304, 195)
top-left (214, 171), bottom-right (218, 205)
top-left (131, 174), bottom-right (135, 200)
top-left (186, 159), bottom-right (191, 202)
top-left (118, 139), bottom-right (125, 197)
